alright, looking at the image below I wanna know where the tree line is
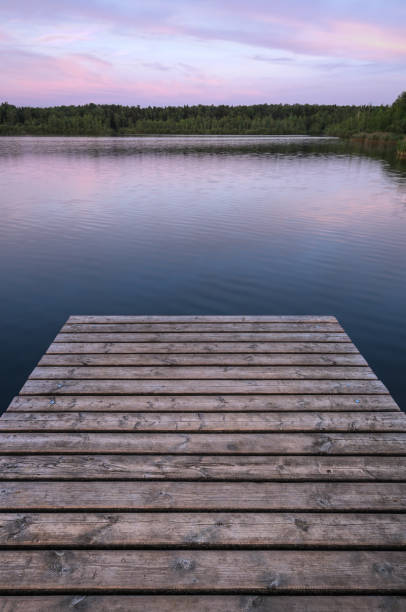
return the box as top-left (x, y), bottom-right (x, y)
top-left (0, 93), bottom-right (405, 137)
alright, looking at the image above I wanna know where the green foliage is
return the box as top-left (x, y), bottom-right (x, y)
top-left (0, 93), bottom-right (405, 137)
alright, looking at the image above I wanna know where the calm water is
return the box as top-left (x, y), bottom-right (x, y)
top-left (1, 136), bottom-right (405, 411)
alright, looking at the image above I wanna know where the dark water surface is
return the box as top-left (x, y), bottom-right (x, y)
top-left (1, 136), bottom-right (405, 411)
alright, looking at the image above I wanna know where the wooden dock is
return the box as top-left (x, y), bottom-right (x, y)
top-left (0, 315), bottom-right (405, 610)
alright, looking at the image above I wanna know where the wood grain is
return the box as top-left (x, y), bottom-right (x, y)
top-left (1, 482), bottom-right (404, 510)
top-left (1, 454), bottom-right (404, 481)
top-left (54, 332), bottom-right (351, 343)
top-left (39, 352), bottom-right (368, 366)
top-left (1, 512), bottom-right (404, 547)
top-left (68, 315), bottom-right (339, 323)
top-left (47, 341), bottom-right (359, 354)
top-left (0, 550), bottom-right (404, 591)
top-left (61, 323), bottom-right (344, 333)
top-left (0, 595), bottom-right (404, 612)
top-left (8, 394), bottom-right (400, 412)
top-left (19, 379), bottom-right (389, 396)
top-left (1, 432), bottom-right (404, 454)
top-left (28, 365), bottom-right (377, 381)
top-left (2, 411), bottom-right (404, 432)
top-left (2, 314), bottom-right (405, 600)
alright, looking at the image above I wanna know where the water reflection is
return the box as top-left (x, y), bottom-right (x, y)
top-left (0, 136), bottom-right (405, 410)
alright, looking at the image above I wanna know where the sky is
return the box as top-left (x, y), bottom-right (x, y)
top-left (0, 0), bottom-right (405, 107)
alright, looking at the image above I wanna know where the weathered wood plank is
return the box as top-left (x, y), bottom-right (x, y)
top-left (1, 512), bottom-right (404, 547)
top-left (1, 454), bottom-right (405, 481)
top-left (1, 432), bottom-right (404, 454)
top-left (1, 482), bottom-right (404, 510)
top-left (47, 342), bottom-right (359, 354)
top-left (29, 366), bottom-right (377, 381)
top-left (0, 595), bottom-right (404, 612)
top-left (2, 411), bottom-right (404, 432)
top-left (61, 323), bottom-right (344, 333)
top-left (54, 332), bottom-right (351, 343)
top-left (68, 315), bottom-right (339, 323)
top-left (19, 379), bottom-right (389, 396)
top-left (0, 550), bottom-right (404, 591)
top-left (2, 314), bottom-right (403, 600)
top-left (9, 394), bottom-right (400, 412)
top-left (39, 353), bottom-right (368, 366)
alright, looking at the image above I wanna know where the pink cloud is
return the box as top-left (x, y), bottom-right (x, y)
top-left (296, 20), bottom-right (406, 61)
top-left (0, 50), bottom-right (112, 100)
top-left (3, 1), bottom-right (406, 62)
top-left (0, 1), bottom-right (404, 106)
top-left (69, 53), bottom-right (112, 67)
top-left (36, 32), bottom-right (92, 44)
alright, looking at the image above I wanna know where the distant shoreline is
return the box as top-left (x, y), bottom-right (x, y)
top-left (1, 94), bottom-right (405, 142)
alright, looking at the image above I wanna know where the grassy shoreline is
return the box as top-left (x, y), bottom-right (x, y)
top-left (348, 132), bottom-right (406, 157)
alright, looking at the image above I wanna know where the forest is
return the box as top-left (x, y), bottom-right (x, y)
top-left (0, 92), bottom-right (405, 137)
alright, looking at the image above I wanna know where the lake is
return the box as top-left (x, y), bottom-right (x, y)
top-left (0, 135), bottom-right (405, 411)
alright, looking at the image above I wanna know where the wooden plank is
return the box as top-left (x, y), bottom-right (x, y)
top-left (61, 323), bottom-right (344, 333)
top-left (0, 550), bottom-right (404, 591)
top-left (54, 332), bottom-right (351, 343)
top-left (1, 432), bottom-right (404, 454)
top-left (1, 596), bottom-right (404, 612)
top-left (1, 482), bottom-right (405, 510)
top-left (19, 379), bottom-right (389, 396)
top-left (8, 395), bottom-right (400, 412)
top-left (1, 454), bottom-right (405, 481)
top-left (28, 366), bottom-right (377, 381)
top-left (68, 315), bottom-right (339, 323)
top-left (2, 411), bottom-right (405, 432)
top-left (39, 353), bottom-right (369, 366)
top-left (2, 314), bottom-right (403, 601)
top-left (47, 342), bottom-right (359, 354)
top-left (1, 512), bottom-right (404, 548)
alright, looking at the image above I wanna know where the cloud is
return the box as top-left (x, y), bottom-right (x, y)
top-left (0, 49), bottom-right (112, 100)
top-left (141, 62), bottom-right (171, 72)
top-left (2, 0), bottom-right (406, 62)
top-left (70, 53), bottom-right (111, 67)
top-left (0, 1), bottom-right (405, 106)
top-left (36, 32), bottom-right (92, 44)
top-left (251, 55), bottom-right (294, 64)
